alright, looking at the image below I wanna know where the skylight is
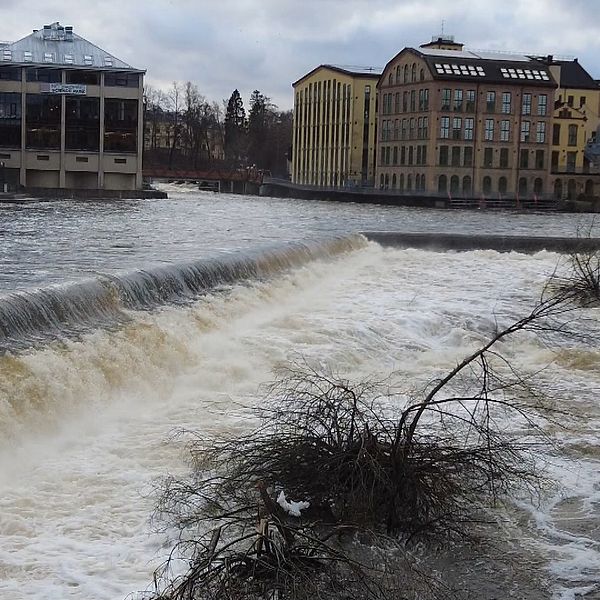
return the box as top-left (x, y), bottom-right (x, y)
top-left (2, 49), bottom-right (11, 61)
top-left (84, 54), bottom-right (93, 66)
top-left (23, 51), bottom-right (32, 62)
top-left (434, 62), bottom-right (485, 77)
top-left (43, 52), bottom-right (53, 63)
top-left (500, 67), bottom-right (550, 81)
top-left (104, 56), bottom-right (113, 67)
top-left (64, 53), bottom-right (74, 64)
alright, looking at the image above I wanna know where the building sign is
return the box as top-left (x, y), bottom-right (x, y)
top-left (40, 83), bottom-right (87, 95)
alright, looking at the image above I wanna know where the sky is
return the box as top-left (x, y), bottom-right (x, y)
top-left (1, 0), bottom-right (600, 111)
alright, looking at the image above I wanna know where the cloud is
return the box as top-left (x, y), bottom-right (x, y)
top-left (1, 0), bottom-right (600, 110)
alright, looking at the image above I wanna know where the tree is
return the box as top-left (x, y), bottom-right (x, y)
top-left (247, 90), bottom-right (270, 169)
top-left (224, 89), bottom-right (246, 166)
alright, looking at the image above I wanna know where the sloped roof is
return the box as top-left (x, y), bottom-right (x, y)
top-left (293, 64), bottom-right (380, 87)
top-left (0, 22), bottom-right (143, 72)
top-left (554, 59), bottom-right (599, 90)
top-left (379, 47), bottom-right (557, 88)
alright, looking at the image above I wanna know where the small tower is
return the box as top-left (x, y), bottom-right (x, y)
top-left (420, 34), bottom-right (464, 51)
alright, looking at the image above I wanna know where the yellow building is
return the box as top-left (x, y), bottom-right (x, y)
top-left (291, 65), bottom-right (379, 187)
top-left (548, 58), bottom-right (600, 199)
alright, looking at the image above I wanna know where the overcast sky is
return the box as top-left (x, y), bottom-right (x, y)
top-left (1, 0), bottom-right (600, 111)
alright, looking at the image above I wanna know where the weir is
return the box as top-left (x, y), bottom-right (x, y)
top-left (0, 234), bottom-right (366, 351)
top-left (362, 232), bottom-right (600, 253)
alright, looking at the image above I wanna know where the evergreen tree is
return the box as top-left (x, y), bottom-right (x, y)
top-left (224, 89), bottom-right (246, 166)
top-left (247, 90), bottom-right (269, 169)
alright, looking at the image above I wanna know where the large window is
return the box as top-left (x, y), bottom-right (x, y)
top-left (553, 124), bottom-right (561, 145)
top-left (536, 122), bottom-right (546, 144)
top-left (66, 70), bottom-right (99, 85)
top-left (486, 91), bottom-right (496, 113)
top-left (441, 89), bottom-right (451, 111)
top-left (499, 148), bottom-right (509, 168)
top-left (66, 97), bottom-right (100, 151)
top-left (522, 93), bottom-right (532, 115)
top-left (439, 145), bottom-right (448, 166)
top-left (440, 116), bottom-right (449, 138)
top-left (451, 146), bottom-right (461, 167)
top-left (537, 94), bottom-right (547, 116)
top-left (26, 94), bottom-right (61, 149)
top-left (568, 124), bottom-right (578, 146)
top-left (26, 68), bottom-right (61, 83)
top-left (465, 90), bottom-right (475, 112)
top-left (452, 117), bottom-right (462, 140)
top-left (483, 147), bottom-right (493, 168)
top-left (501, 92), bottom-right (512, 114)
top-left (453, 89), bottom-right (463, 112)
top-left (0, 92), bottom-right (21, 148)
top-left (484, 119), bottom-right (494, 141)
top-left (500, 120), bottom-right (510, 142)
top-left (464, 118), bottom-right (474, 140)
top-left (520, 120), bottom-right (531, 143)
top-left (463, 147), bottom-right (473, 167)
top-left (0, 66), bottom-right (21, 81)
top-left (104, 98), bottom-right (138, 152)
top-left (104, 72), bottom-right (139, 87)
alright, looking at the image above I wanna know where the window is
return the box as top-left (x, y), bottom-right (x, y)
top-left (568, 124), bottom-right (578, 146)
top-left (104, 98), bottom-right (138, 152)
top-left (438, 175), bottom-right (447, 193)
top-left (403, 91), bottom-right (408, 112)
top-left (104, 72), bottom-right (139, 87)
top-left (522, 93), bottom-right (532, 115)
top-left (484, 119), bottom-right (494, 141)
top-left (451, 146), bottom-right (461, 166)
top-left (566, 151), bottom-right (577, 172)
top-left (482, 176), bottom-right (492, 194)
top-left (441, 88), bottom-right (451, 111)
top-left (535, 149), bottom-right (545, 169)
top-left (66, 97), bottom-right (100, 151)
top-left (440, 116), bottom-right (450, 138)
top-left (520, 149), bottom-right (529, 168)
top-left (454, 89), bottom-right (463, 112)
top-left (408, 146), bottom-right (414, 165)
top-left (422, 145), bottom-right (427, 165)
top-left (83, 54), bottom-right (93, 66)
top-left (483, 147), bottom-right (493, 167)
top-left (64, 53), bottom-right (74, 65)
top-left (0, 92), bottom-right (22, 148)
top-left (567, 95), bottom-right (574, 107)
top-left (499, 148), bottom-right (509, 168)
top-left (395, 65), bottom-right (401, 84)
top-left (410, 90), bottom-right (416, 112)
top-left (409, 117), bottom-right (415, 139)
top-left (404, 64), bottom-right (409, 83)
top-left (463, 176), bottom-right (472, 195)
top-left (423, 116), bottom-right (429, 138)
top-left (551, 151), bottom-right (559, 171)
top-left (538, 94), bottom-right (547, 116)
top-left (518, 177), bottom-right (527, 196)
top-left (534, 178), bottom-right (543, 195)
top-left (580, 96), bottom-right (586, 108)
top-left (500, 119), bottom-right (510, 142)
top-left (0, 67), bottom-right (21, 81)
top-left (464, 117), bottom-right (474, 140)
top-left (417, 117), bottom-right (423, 139)
top-left (439, 145), bottom-right (449, 166)
top-left (25, 94), bottom-right (61, 149)
top-left (423, 89), bottom-right (429, 110)
top-left (23, 51), bottom-right (32, 62)
top-left (536, 121), bottom-right (546, 143)
top-left (393, 146), bottom-right (398, 165)
top-left (394, 92), bottom-right (400, 113)
top-left (450, 175), bottom-right (460, 194)
top-left (465, 90), bottom-right (475, 112)
top-left (401, 119), bottom-right (407, 139)
top-left (501, 92), bottom-right (512, 114)
top-left (498, 176), bottom-right (507, 194)
top-left (463, 147), bottom-right (473, 167)
top-left (553, 123), bottom-right (561, 145)
top-left (411, 63), bottom-right (416, 82)
top-left (416, 145), bottom-right (422, 165)
top-left (486, 91), bottom-right (496, 112)
top-left (521, 120), bottom-right (531, 142)
top-left (452, 117), bottom-right (462, 140)
top-left (27, 68), bottom-right (61, 83)
top-left (43, 52), bottom-right (54, 63)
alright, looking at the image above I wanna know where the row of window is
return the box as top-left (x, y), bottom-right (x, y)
top-left (0, 93), bottom-right (138, 151)
top-left (0, 66), bottom-right (139, 86)
top-left (441, 89), bottom-right (548, 116)
top-left (553, 123), bottom-right (579, 146)
top-left (386, 63), bottom-right (425, 87)
top-left (438, 174), bottom-right (544, 196)
top-left (379, 172), bottom-right (427, 192)
top-left (438, 145), bottom-right (545, 169)
top-left (380, 89), bottom-right (429, 114)
top-left (380, 144), bottom-right (427, 167)
top-left (439, 116), bottom-right (547, 143)
top-left (380, 117), bottom-right (429, 141)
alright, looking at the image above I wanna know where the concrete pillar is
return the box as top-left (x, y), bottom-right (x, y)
top-left (135, 75), bottom-right (144, 189)
top-left (98, 72), bottom-right (105, 189)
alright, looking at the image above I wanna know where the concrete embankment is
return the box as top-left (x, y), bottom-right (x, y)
top-left (362, 231), bottom-right (600, 253)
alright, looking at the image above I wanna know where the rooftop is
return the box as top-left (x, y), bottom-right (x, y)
top-left (0, 22), bottom-right (143, 72)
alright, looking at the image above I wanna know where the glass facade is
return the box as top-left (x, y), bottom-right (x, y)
top-left (66, 97), bottom-right (100, 150)
top-left (26, 94), bottom-right (61, 149)
top-left (0, 92), bottom-right (21, 147)
top-left (104, 98), bottom-right (138, 152)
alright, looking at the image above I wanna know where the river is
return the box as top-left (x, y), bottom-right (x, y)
top-left (0, 184), bottom-right (598, 599)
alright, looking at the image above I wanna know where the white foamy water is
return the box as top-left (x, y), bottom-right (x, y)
top-left (0, 242), bottom-right (599, 599)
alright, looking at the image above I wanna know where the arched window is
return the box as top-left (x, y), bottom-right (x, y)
top-left (438, 175), bottom-right (447, 193)
top-left (518, 177), bottom-right (527, 197)
top-left (411, 63), bottom-right (416, 82)
top-left (380, 173), bottom-right (384, 189)
top-left (384, 173), bottom-right (390, 189)
top-left (407, 174), bottom-right (413, 191)
top-left (419, 68), bottom-right (425, 81)
top-left (534, 178), bottom-right (543, 195)
top-left (554, 179), bottom-right (563, 199)
top-left (399, 173), bottom-right (404, 191)
top-left (388, 73), bottom-right (393, 86)
top-left (420, 174), bottom-right (427, 192)
top-left (567, 178), bottom-right (577, 199)
top-left (395, 65), bottom-right (401, 84)
top-left (404, 64), bottom-right (409, 83)
top-left (392, 173), bottom-right (397, 189)
top-left (462, 176), bottom-right (472, 195)
top-left (585, 179), bottom-right (594, 197)
top-left (450, 175), bottom-right (460, 194)
top-left (498, 176), bottom-right (507, 194)
top-left (483, 176), bottom-right (492, 195)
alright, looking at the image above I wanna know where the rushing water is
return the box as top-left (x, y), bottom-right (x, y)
top-left (0, 184), bottom-right (599, 599)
